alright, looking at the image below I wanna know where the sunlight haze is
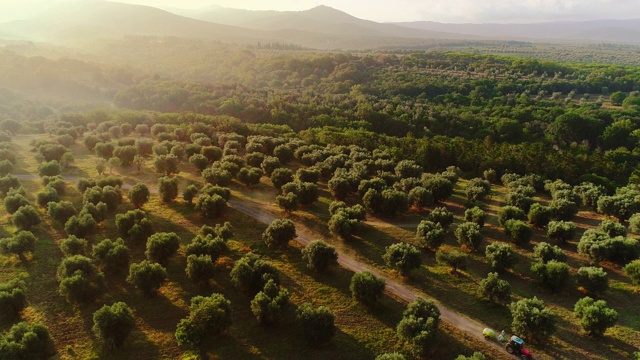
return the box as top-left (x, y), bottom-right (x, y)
top-left (1, 0), bottom-right (639, 23)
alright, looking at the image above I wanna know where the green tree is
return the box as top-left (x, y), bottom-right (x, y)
top-left (145, 232), bottom-right (180, 266)
top-left (415, 220), bottom-right (445, 249)
top-left (528, 203), bottom-right (552, 227)
top-left (301, 240), bottom-right (338, 273)
top-left (195, 194), bottom-right (227, 218)
top-left (574, 297), bottom-right (618, 336)
top-left (428, 207), bottom-right (454, 228)
top-left (479, 272), bottom-right (511, 304)
top-left (531, 260), bottom-right (570, 292)
top-left (350, 271), bottom-right (385, 306)
top-left (532, 242), bottom-right (566, 263)
top-left (262, 219), bottom-right (296, 249)
top-left (396, 298), bottom-right (440, 354)
top-left (383, 242), bottom-right (422, 276)
top-left (0, 231), bottom-right (36, 261)
top-left (455, 352), bottom-right (487, 360)
top-left (175, 293), bottom-right (233, 348)
top-left (0, 279), bottom-right (27, 321)
top-left (547, 221), bottom-right (576, 243)
top-left (92, 302), bottom-right (135, 348)
top-left (127, 260), bottom-right (167, 298)
top-left (12, 205), bottom-right (42, 231)
top-left (454, 222), bottom-right (483, 251)
top-left (609, 91), bottom-right (627, 106)
top-left (92, 238), bottom-right (130, 275)
top-left (464, 206), bottom-right (486, 227)
top-left (0, 322), bottom-right (55, 359)
top-left (47, 200), bottom-right (77, 224)
top-left (436, 249), bottom-right (468, 274)
top-left (296, 303), bottom-right (335, 343)
top-left (275, 192), bottom-right (298, 213)
top-left (185, 254), bottom-right (215, 286)
top-left (128, 183), bottom-right (150, 208)
top-left (37, 160), bottom-right (61, 177)
top-left (576, 266), bottom-right (608, 294)
top-left (504, 219), bottom-right (532, 245)
top-left (270, 168), bottom-right (293, 190)
top-left (328, 211), bottom-right (359, 240)
top-left (250, 279), bottom-right (290, 325)
top-left (230, 253), bottom-right (279, 294)
top-left (60, 235), bottom-right (87, 257)
top-left (485, 242), bottom-right (517, 273)
top-left (237, 167), bottom-right (262, 187)
top-left (57, 255), bottom-right (105, 303)
top-left (623, 259), bottom-right (640, 284)
top-left (182, 184), bottom-right (198, 204)
top-left (153, 154), bottom-right (179, 176)
top-left (497, 206), bottom-right (526, 226)
top-left (509, 297), bottom-right (556, 343)
top-left (157, 176), bottom-right (178, 203)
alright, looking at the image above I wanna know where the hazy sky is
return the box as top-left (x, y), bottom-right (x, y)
top-left (1, 0), bottom-right (640, 23)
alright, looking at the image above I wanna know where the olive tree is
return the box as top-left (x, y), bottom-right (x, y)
top-left (92, 302), bottom-right (135, 348)
top-left (574, 297), bottom-right (618, 336)
top-left (175, 293), bottom-right (233, 348)
top-left (479, 272), bottom-right (511, 304)
top-left (301, 240), bottom-right (338, 273)
top-left (509, 297), bottom-right (556, 343)
top-left (127, 260), bottom-right (167, 298)
top-left (296, 303), bottom-right (335, 343)
top-left (485, 242), bottom-right (517, 273)
top-left (350, 271), bottom-right (385, 306)
top-left (262, 219), bottom-right (296, 249)
top-left (383, 242), bottom-right (422, 276)
top-left (396, 298), bottom-right (440, 354)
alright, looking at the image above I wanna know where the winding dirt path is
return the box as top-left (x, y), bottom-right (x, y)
top-left (229, 198), bottom-right (516, 359)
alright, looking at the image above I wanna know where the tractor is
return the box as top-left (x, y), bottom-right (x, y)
top-left (505, 335), bottom-right (535, 359)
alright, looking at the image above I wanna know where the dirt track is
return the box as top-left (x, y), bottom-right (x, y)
top-left (229, 198), bottom-right (518, 360)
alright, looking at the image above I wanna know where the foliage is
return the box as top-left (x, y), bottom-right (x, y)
top-left (455, 352), bottom-right (487, 360)
top-left (528, 203), bottom-right (552, 227)
top-left (0, 322), bottom-right (56, 360)
top-left (396, 298), bottom-right (440, 354)
top-left (296, 303), bottom-right (335, 343)
top-left (157, 176), bottom-right (178, 203)
top-left (415, 220), bottom-right (445, 249)
top-left (3, 191), bottom-right (30, 214)
top-left (497, 206), bottom-right (526, 226)
top-left (57, 255), bottom-right (105, 303)
top-left (547, 220), bottom-right (576, 243)
top-left (574, 297), bottom-right (618, 336)
top-left (275, 192), bottom-right (298, 212)
top-left (262, 219), bottom-right (296, 249)
top-left (12, 205), bottom-right (42, 231)
top-left (350, 271), bottom-right (386, 306)
top-left (464, 206), bottom-right (486, 227)
top-left (230, 253), bottom-right (279, 294)
top-left (479, 272), bottom-right (511, 304)
top-left (383, 242), bottom-right (422, 276)
top-left (47, 200), bottom-right (77, 224)
top-left (531, 260), bottom-right (570, 292)
top-left (532, 242), bottom-right (566, 263)
top-left (504, 219), bottom-right (533, 245)
top-left (454, 222), bottom-right (483, 251)
top-left (115, 209), bottom-right (154, 243)
top-left (435, 249), bottom-right (468, 274)
top-left (127, 260), bottom-right (167, 298)
top-left (237, 166), bottom-right (263, 187)
top-left (485, 242), bottom-right (517, 273)
top-left (509, 297), bottom-right (556, 343)
top-left (64, 213), bottom-right (97, 238)
top-left (250, 279), bottom-right (290, 325)
top-left (623, 259), bottom-right (640, 284)
top-left (60, 235), bottom-right (87, 257)
top-left (145, 232), bottom-right (180, 266)
top-left (0, 280), bottom-right (27, 321)
top-left (576, 266), bottom-right (609, 294)
top-left (185, 254), bottom-right (215, 285)
top-left (195, 193), bottom-right (227, 218)
top-left (185, 234), bottom-right (227, 260)
top-left (92, 302), bottom-right (135, 348)
top-left (302, 240), bottom-right (338, 273)
top-left (92, 238), bottom-right (130, 275)
top-left (128, 183), bottom-right (150, 208)
top-left (428, 206), bottom-right (454, 228)
top-left (175, 293), bottom-right (233, 347)
top-left (0, 231), bottom-right (36, 260)
top-left (598, 220), bottom-right (626, 237)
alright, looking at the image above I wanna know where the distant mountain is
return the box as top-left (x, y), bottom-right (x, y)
top-left (0, 1), bottom-right (272, 46)
top-left (394, 19), bottom-right (640, 44)
top-left (191, 5), bottom-right (476, 40)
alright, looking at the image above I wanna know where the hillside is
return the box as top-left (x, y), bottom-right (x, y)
top-left (394, 19), bottom-right (640, 44)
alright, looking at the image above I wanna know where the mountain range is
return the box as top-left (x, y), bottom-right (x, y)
top-left (0, 1), bottom-right (639, 49)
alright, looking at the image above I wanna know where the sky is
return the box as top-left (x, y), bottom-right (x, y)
top-left (1, 0), bottom-right (640, 23)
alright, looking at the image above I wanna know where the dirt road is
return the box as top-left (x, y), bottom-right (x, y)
top-left (229, 198), bottom-right (515, 359)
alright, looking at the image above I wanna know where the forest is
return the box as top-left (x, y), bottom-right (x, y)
top-left (0, 37), bottom-right (639, 360)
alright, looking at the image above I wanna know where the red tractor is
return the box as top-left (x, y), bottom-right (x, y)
top-left (505, 335), bottom-right (535, 359)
